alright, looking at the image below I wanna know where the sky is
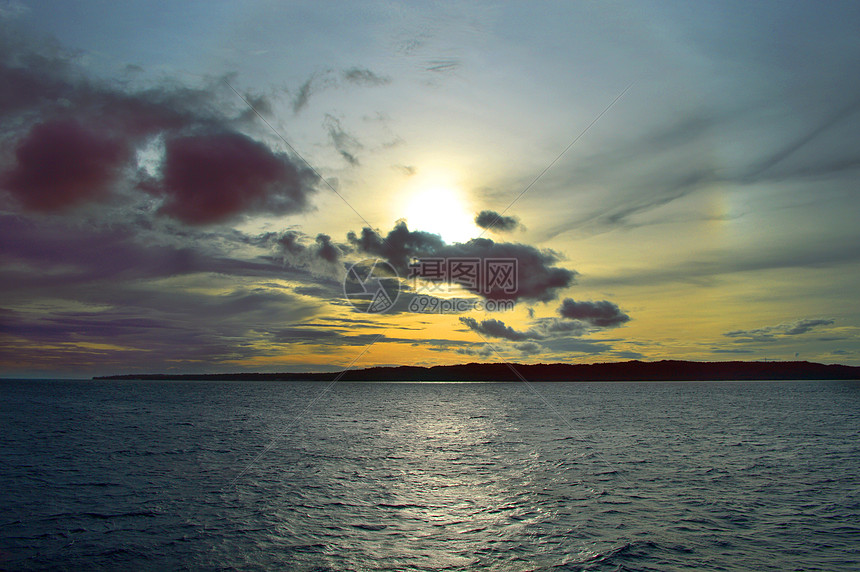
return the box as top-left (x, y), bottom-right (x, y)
top-left (1, 0), bottom-right (859, 377)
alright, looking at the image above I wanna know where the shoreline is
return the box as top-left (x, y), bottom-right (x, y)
top-left (91, 360), bottom-right (860, 382)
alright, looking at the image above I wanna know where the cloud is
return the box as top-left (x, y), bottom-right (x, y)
top-left (474, 210), bottom-right (521, 233)
top-left (533, 93), bottom-right (860, 243)
top-left (0, 210), bottom-right (353, 373)
top-left (455, 293), bottom-right (631, 358)
top-left (0, 34), bottom-right (318, 224)
top-left (149, 131), bottom-right (316, 225)
top-left (348, 221), bottom-right (576, 302)
top-left (514, 342), bottom-right (542, 355)
top-left (315, 234), bottom-right (341, 263)
top-left (348, 221), bottom-right (445, 269)
top-left (0, 286), bottom-right (322, 373)
top-left (584, 237), bottom-right (860, 289)
top-left (271, 327), bottom-right (382, 346)
top-left (236, 91), bottom-right (274, 122)
top-left (725, 318), bottom-right (835, 342)
top-left (558, 299), bottom-right (630, 328)
top-left (269, 327), bottom-right (480, 353)
top-left (531, 317), bottom-right (590, 337)
top-left (324, 114), bottom-right (362, 166)
top-left (342, 67), bottom-right (390, 86)
top-left (291, 67), bottom-right (389, 113)
top-left (292, 77), bottom-right (315, 113)
top-left (459, 317), bottom-right (543, 341)
top-left (782, 318), bottom-right (835, 335)
top-left (275, 230), bottom-right (344, 277)
top-left (0, 213), bottom-right (313, 293)
top-left (531, 336), bottom-right (612, 356)
top-left (457, 311), bottom-right (628, 358)
top-left (712, 348), bottom-right (756, 354)
top-left (742, 99), bottom-right (860, 183)
top-left (611, 350), bottom-right (646, 360)
top-left (2, 119), bottom-right (130, 211)
top-left (455, 345), bottom-right (494, 358)
top-left (425, 59), bottom-right (460, 73)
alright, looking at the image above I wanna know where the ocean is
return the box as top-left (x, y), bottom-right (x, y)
top-left (1, 379), bottom-right (858, 571)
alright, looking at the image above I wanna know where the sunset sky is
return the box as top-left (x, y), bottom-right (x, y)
top-left (2, 1), bottom-right (859, 377)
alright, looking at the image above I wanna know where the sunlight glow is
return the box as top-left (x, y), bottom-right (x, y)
top-left (402, 179), bottom-right (479, 244)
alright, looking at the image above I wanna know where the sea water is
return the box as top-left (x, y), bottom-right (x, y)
top-left (2, 379), bottom-right (858, 570)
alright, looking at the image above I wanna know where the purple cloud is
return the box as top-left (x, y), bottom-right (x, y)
top-left (2, 119), bottom-right (129, 211)
top-left (151, 131), bottom-right (316, 225)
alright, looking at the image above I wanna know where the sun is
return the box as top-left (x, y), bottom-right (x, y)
top-left (402, 184), bottom-right (479, 244)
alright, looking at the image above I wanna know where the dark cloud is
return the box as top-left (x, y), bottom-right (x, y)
top-left (2, 119), bottom-right (130, 211)
top-left (342, 67), bottom-right (389, 86)
top-left (274, 230), bottom-right (344, 278)
top-left (348, 221), bottom-right (445, 270)
top-left (0, 210), bottom-right (373, 364)
top-left (324, 114), bottom-right (362, 166)
top-left (514, 342), bottom-right (542, 355)
top-left (348, 221), bottom-right (575, 302)
top-left (783, 318), bottom-right (835, 335)
top-left (292, 285), bottom-right (335, 298)
top-left (236, 91), bottom-right (274, 122)
top-left (725, 318), bottom-right (835, 342)
top-left (558, 299), bottom-right (630, 328)
top-left (150, 131), bottom-right (316, 225)
top-left (0, 209), bottom-right (349, 374)
top-left (532, 317), bottom-right (590, 336)
top-left (457, 305), bottom-right (629, 358)
top-left (455, 345), bottom-right (494, 358)
top-left (610, 350), bottom-right (646, 360)
top-left (292, 77), bottom-right (314, 113)
top-left (270, 327), bottom-right (476, 352)
top-left (537, 337), bottom-right (613, 355)
top-left (278, 231), bottom-right (306, 256)
top-left (0, 286), bottom-right (321, 375)
top-left (0, 213), bottom-right (311, 294)
top-left (315, 234), bottom-right (340, 263)
top-left (474, 210), bottom-right (521, 233)
top-left (459, 317), bottom-right (543, 341)
top-left (291, 67), bottom-right (389, 114)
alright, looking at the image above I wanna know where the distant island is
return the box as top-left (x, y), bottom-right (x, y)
top-left (94, 360), bottom-right (859, 381)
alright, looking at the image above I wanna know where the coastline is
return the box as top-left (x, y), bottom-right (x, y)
top-left (92, 360), bottom-right (860, 382)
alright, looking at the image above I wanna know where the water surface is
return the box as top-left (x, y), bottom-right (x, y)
top-left (2, 379), bottom-right (858, 570)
